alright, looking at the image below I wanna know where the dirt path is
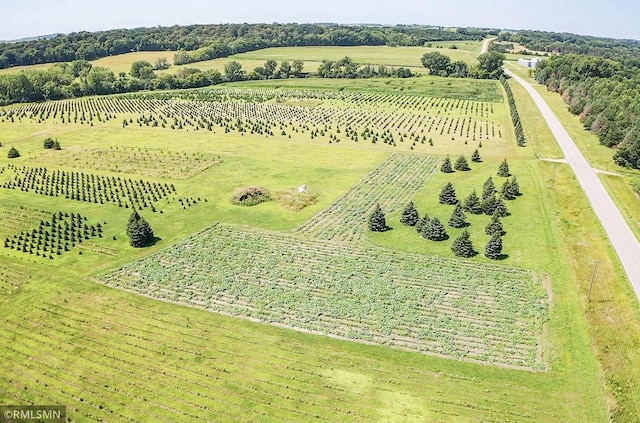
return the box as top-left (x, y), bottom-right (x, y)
top-left (481, 38), bottom-right (496, 54)
top-left (506, 69), bottom-right (640, 301)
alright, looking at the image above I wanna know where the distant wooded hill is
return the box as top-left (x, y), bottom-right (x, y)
top-left (0, 24), bottom-right (489, 69)
top-left (499, 30), bottom-right (640, 59)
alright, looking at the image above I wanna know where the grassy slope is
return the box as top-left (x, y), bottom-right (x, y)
top-left (0, 41), bottom-right (482, 77)
top-left (0, 76), bottom-right (610, 421)
top-left (91, 51), bottom-right (177, 74)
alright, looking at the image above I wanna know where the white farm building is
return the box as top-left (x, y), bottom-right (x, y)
top-left (517, 57), bottom-right (543, 68)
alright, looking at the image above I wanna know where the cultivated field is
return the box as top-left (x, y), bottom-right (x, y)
top-left (0, 72), bottom-right (612, 421)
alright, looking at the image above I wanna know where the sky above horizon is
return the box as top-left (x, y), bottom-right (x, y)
top-left (1, 0), bottom-right (638, 41)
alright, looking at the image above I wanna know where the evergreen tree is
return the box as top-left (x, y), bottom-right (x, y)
top-left (400, 201), bottom-right (419, 226)
top-left (440, 157), bottom-right (454, 173)
top-left (509, 176), bottom-right (521, 196)
top-left (485, 214), bottom-right (506, 236)
top-left (501, 180), bottom-right (516, 200)
top-left (482, 176), bottom-right (496, 200)
top-left (448, 203), bottom-right (468, 228)
top-left (439, 182), bottom-right (458, 205)
top-left (423, 217), bottom-right (448, 241)
top-left (7, 147), bottom-right (19, 158)
top-left (416, 215), bottom-right (430, 234)
top-left (464, 190), bottom-right (484, 214)
top-left (485, 232), bottom-right (503, 260)
top-left (492, 198), bottom-right (509, 218)
top-left (452, 230), bottom-right (476, 257)
top-left (471, 149), bottom-right (482, 162)
top-left (368, 203), bottom-right (389, 232)
top-left (43, 137), bottom-right (60, 150)
top-left (454, 155), bottom-right (471, 171)
top-left (482, 193), bottom-right (498, 215)
top-left (126, 210), bottom-right (154, 248)
top-left (498, 159), bottom-right (510, 177)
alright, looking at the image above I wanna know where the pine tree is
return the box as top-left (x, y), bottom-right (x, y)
top-left (448, 203), bottom-right (468, 228)
top-left (126, 210), bottom-right (154, 248)
top-left (423, 217), bottom-right (448, 241)
top-left (400, 201), bottom-right (420, 226)
top-left (369, 204), bottom-right (389, 232)
top-left (440, 157), bottom-right (454, 173)
top-left (493, 198), bottom-right (509, 217)
top-left (482, 193), bottom-right (498, 215)
top-left (498, 159), bottom-right (510, 177)
top-left (416, 215), bottom-right (430, 233)
top-left (439, 182), bottom-right (458, 205)
top-left (452, 230), bottom-right (476, 257)
top-left (464, 190), bottom-right (484, 214)
top-left (509, 176), bottom-right (521, 196)
top-left (501, 180), bottom-right (516, 200)
top-left (43, 137), bottom-right (56, 149)
top-left (7, 147), bottom-right (20, 158)
top-left (485, 232), bottom-right (503, 260)
top-left (471, 149), bottom-right (482, 162)
top-left (485, 214), bottom-right (506, 236)
top-left (454, 155), bottom-right (471, 171)
top-left (482, 176), bottom-right (496, 200)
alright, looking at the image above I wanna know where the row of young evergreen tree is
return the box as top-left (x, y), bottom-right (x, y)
top-left (500, 76), bottom-right (526, 147)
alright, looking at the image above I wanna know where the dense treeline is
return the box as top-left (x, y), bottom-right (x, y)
top-left (0, 60), bottom-right (224, 104)
top-left (0, 23), bottom-right (485, 69)
top-left (0, 55), bottom-right (418, 105)
top-left (535, 54), bottom-right (640, 168)
top-left (498, 30), bottom-right (640, 60)
top-left (499, 76), bottom-right (525, 146)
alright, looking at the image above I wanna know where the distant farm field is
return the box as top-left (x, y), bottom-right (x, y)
top-left (0, 41), bottom-right (482, 78)
top-left (0, 71), bottom-right (611, 422)
top-left (232, 43), bottom-right (481, 67)
top-left (91, 50), bottom-right (178, 74)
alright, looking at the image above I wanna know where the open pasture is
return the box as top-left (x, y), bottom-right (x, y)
top-left (91, 51), bottom-right (177, 74)
top-left (231, 43), bottom-right (482, 68)
top-left (30, 146), bottom-right (221, 179)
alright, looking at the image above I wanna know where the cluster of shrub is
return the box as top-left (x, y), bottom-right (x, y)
top-left (420, 51), bottom-right (506, 79)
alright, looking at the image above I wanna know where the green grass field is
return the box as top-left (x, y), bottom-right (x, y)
top-left (0, 71), bottom-right (621, 422)
top-left (91, 51), bottom-right (178, 74)
top-left (231, 43), bottom-right (481, 67)
top-left (0, 41), bottom-right (482, 78)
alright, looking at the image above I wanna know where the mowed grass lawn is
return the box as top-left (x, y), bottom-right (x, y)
top-left (0, 75), bottom-right (611, 421)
